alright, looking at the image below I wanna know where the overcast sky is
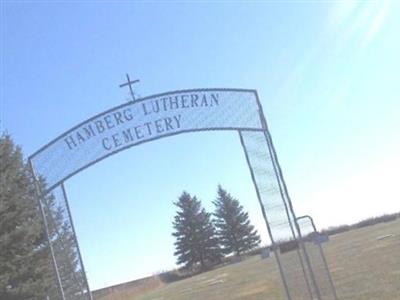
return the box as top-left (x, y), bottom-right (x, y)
top-left (2, 0), bottom-right (399, 290)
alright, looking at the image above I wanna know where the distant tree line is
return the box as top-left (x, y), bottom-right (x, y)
top-left (321, 212), bottom-right (400, 236)
top-left (0, 134), bottom-right (86, 299)
top-left (172, 185), bottom-right (261, 272)
top-left (260, 212), bottom-right (400, 255)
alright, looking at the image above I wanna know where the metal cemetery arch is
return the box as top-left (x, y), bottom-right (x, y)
top-left (29, 88), bottom-right (335, 300)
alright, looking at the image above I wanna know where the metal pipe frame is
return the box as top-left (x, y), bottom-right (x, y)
top-left (27, 88), bottom-right (330, 300)
top-left (254, 91), bottom-right (322, 300)
top-left (238, 131), bottom-right (292, 300)
top-left (296, 215), bottom-right (339, 300)
top-left (256, 114), bottom-right (314, 297)
top-left (61, 183), bottom-right (94, 300)
top-left (28, 159), bottom-right (66, 300)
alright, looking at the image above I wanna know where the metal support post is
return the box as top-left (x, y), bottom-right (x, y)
top-left (254, 92), bottom-right (322, 300)
top-left (238, 130), bottom-right (292, 300)
top-left (28, 159), bottom-right (66, 300)
top-left (61, 183), bottom-right (94, 300)
top-left (297, 215), bottom-right (339, 300)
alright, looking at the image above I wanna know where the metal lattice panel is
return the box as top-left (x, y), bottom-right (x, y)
top-left (30, 89), bottom-right (263, 191)
top-left (239, 130), bottom-right (314, 299)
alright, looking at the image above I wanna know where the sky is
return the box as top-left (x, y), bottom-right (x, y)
top-left (1, 0), bottom-right (400, 291)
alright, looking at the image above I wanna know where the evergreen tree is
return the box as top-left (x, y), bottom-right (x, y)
top-left (0, 134), bottom-right (86, 299)
top-left (0, 134), bottom-right (53, 299)
top-left (213, 185), bottom-right (261, 256)
top-left (172, 192), bottom-right (221, 271)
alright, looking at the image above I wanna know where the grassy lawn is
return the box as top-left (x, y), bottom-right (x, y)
top-left (100, 219), bottom-right (400, 300)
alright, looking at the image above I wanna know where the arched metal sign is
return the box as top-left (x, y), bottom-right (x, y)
top-left (29, 88), bottom-right (336, 300)
top-left (30, 89), bottom-right (263, 192)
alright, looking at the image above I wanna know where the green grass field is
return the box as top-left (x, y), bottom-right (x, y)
top-left (98, 219), bottom-right (400, 300)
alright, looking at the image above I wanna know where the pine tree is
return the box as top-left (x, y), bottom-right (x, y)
top-left (0, 134), bottom-right (86, 299)
top-left (213, 185), bottom-right (261, 256)
top-left (0, 134), bottom-right (53, 299)
top-left (172, 192), bottom-right (221, 271)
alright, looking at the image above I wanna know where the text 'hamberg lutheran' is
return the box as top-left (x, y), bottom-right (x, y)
top-left (64, 92), bottom-right (220, 151)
